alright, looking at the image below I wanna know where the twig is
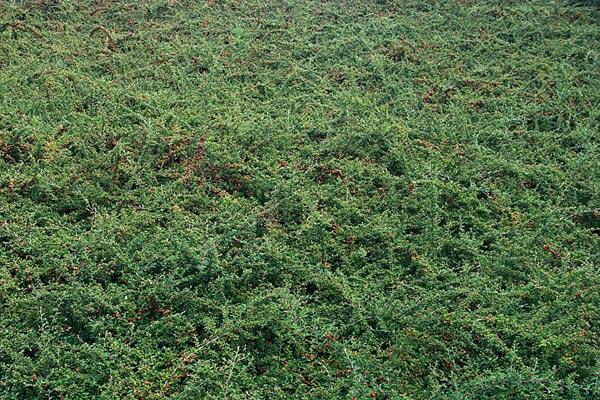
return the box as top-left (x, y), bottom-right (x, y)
top-left (8, 21), bottom-right (45, 41)
top-left (183, 135), bottom-right (206, 184)
top-left (223, 346), bottom-right (241, 399)
top-left (158, 335), bottom-right (220, 396)
top-left (91, 6), bottom-right (105, 15)
top-left (90, 25), bottom-right (115, 49)
top-left (91, 0), bottom-right (114, 16)
top-left (398, 37), bottom-right (417, 53)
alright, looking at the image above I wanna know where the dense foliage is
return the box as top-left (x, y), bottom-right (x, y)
top-left (1, 0), bottom-right (599, 398)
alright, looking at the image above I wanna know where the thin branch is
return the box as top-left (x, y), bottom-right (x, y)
top-left (9, 21), bottom-right (45, 41)
top-left (223, 346), bottom-right (241, 399)
top-left (90, 25), bottom-right (115, 49)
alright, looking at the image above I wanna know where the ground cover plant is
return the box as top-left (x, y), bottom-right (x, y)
top-left (1, 0), bottom-right (599, 398)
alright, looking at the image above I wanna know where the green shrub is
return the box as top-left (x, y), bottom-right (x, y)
top-left (0, 0), bottom-right (599, 398)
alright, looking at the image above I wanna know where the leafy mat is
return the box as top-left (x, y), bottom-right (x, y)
top-left (1, 1), bottom-right (599, 398)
